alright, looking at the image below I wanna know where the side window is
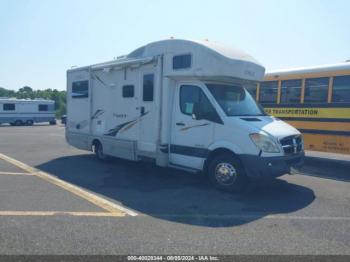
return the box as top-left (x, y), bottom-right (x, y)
top-left (3, 103), bottom-right (15, 111)
top-left (72, 80), bottom-right (89, 98)
top-left (122, 85), bottom-right (134, 98)
top-left (332, 75), bottom-right (350, 103)
top-left (259, 81), bottom-right (278, 104)
top-left (180, 85), bottom-right (200, 115)
top-left (173, 54), bottom-right (192, 70)
top-left (180, 85), bottom-right (221, 123)
top-left (38, 104), bottom-right (48, 111)
top-left (280, 79), bottom-right (302, 104)
top-left (143, 74), bottom-right (154, 101)
top-left (304, 77), bottom-right (329, 103)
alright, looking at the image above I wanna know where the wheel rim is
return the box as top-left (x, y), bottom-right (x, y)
top-left (214, 162), bottom-right (237, 186)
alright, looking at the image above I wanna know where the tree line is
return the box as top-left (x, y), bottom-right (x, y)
top-left (0, 86), bottom-right (66, 117)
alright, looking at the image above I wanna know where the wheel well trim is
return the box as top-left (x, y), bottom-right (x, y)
top-left (208, 141), bottom-right (243, 155)
top-left (91, 138), bottom-right (102, 152)
top-left (204, 142), bottom-right (244, 173)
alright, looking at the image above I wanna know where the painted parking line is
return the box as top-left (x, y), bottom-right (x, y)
top-left (0, 211), bottom-right (124, 217)
top-left (0, 171), bottom-right (32, 176)
top-left (0, 153), bottom-right (138, 217)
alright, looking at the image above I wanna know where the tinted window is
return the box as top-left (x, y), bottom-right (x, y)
top-left (280, 79), bottom-right (302, 104)
top-left (180, 85), bottom-right (220, 122)
top-left (72, 80), bottom-right (89, 98)
top-left (245, 83), bottom-right (257, 100)
top-left (38, 104), bottom-right (48, 111)
top-left (173, 54), bottom-right (192, 70)
top-left (122, 85), bottom-right (134, 98)
top-left (3, 103), bottom-right (15, 111)
top-left (332, 75), bottom-right (350, 103)
top-left (259, 81), bottom-right (278, 104)
top-left (304, 77), bottom-right (329, 103)
top-left (143, 74), bottom-right (154, 101)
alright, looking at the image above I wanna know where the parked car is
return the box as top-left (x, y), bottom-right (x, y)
top-left (61, 115), bottom-right (67, 125)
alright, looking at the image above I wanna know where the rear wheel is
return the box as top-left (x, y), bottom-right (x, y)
top-left (207, 154), bottom-right (248, 193)
top-left (26, 120), bottom-right (34, 126)
top-left (49, 120), bottom-right (56, 125)
top-left (94, 141), bottom-right (107, 161)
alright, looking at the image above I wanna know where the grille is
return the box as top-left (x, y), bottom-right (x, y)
top-left (280, 135), bottom-right (303, 155)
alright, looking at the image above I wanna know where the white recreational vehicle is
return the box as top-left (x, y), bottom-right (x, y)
top-left (0, 98), bottom-right (56, 126)
top-left (66, 39), bottom-right (304, 192)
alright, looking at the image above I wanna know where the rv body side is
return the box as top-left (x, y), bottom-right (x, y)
top-left (66, 39), bottom-right (304, 191)
top-left (0, 99), bottom-right (56, 125)
top-left (66, 56), bottom-right (163, 163)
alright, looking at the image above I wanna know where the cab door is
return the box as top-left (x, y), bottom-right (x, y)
top-left (170, 83), bottom-right (221, 170)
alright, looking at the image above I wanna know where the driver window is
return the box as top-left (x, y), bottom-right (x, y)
top-left (180, 85), bottom-right (221, 123)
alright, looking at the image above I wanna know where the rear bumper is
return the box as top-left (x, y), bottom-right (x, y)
top-left (240, 152), bottom-right (305, 179)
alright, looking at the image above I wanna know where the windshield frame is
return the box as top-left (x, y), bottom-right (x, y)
top-left (205, 82), bottom-right (266, 117)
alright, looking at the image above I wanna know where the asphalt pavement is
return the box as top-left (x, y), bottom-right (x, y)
top-left (0, 124), bottom-right (349, 255)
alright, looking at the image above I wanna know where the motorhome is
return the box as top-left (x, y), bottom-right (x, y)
top-left (0, 98), bottom-right (56, 126)
top-left (66, 39), bottom-right (304, 192)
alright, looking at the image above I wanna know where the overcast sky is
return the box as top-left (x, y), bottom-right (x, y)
top-left (1, 0), bottom-right (349, 91)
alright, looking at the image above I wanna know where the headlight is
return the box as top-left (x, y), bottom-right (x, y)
top-left (249, 133), bottom-right (280, 153)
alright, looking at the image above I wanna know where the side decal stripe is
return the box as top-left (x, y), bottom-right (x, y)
top-left (278, 117), bottom-right (350, 122)
top-left (169, 144), bottom-right (209, 158)
top-left (299, 129), bottom-right (350, 136)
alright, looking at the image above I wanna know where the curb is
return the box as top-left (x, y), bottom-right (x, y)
top-left (305, 155), bottom-right (350, 168)
top-left (302, 155), bottom-right (350, 182)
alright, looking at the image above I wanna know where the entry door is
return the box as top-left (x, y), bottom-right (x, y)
top-left (170, 83), bottom-right (216, 170)
top-left (137, 68), bottom-right (158, 153)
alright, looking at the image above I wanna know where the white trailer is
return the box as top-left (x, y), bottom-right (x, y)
top-left (0, 98), bottom-right (56, 126)
top-left (66, 39), bottom-right (304, 192)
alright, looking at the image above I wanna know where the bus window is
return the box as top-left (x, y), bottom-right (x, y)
top-left (304, 77), bottom-right (329, 103)
top-left (280, 79), bottom-right (302, 104)
top-left (332, 75), bottom-right (350, 103)
top-left (259, 81), bottom-right (278, 104)
top-left (245, 83), bottom-right (257, 100)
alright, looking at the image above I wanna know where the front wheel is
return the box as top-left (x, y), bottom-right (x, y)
top-left (207, 154), bottom-right (248, 193)
top-left (15, 120), bottom-right (23, 126)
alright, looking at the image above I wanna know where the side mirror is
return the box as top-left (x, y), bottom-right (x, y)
top-left (192, 103), bottom-right (203, 120)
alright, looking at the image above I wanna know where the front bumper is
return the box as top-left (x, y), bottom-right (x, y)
top-left (240, 151), bottom-right (305, 179)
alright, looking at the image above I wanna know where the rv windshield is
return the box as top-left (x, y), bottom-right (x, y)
top-left (206, 84), bottom-right (265, 116)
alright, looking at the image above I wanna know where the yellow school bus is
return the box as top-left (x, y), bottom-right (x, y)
top-left (246, 62), bottom-right (350, 154)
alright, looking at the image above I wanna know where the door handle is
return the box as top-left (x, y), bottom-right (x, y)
top-left (176, 122), bottom-right (185, 126)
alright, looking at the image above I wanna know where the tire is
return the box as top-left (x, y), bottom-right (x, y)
top-left (49, 120), bottom-right (57, 125)
top-left (26, 120), bottom-right (34, 126)
top-left (15, 120), bottom-right (23, 126)
top-left (207, 154), bottom-right (248, 193)
top-left (94, 142), bottom-right (107, 161)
